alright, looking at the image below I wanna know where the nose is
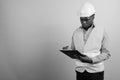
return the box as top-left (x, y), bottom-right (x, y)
top-left (83, 21), bottom-right (87, 24)
top-left (81, 21), bottom-right (87, 25)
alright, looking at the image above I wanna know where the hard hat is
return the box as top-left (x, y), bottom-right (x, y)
top-left (80, 2), bottom-right (95, 17)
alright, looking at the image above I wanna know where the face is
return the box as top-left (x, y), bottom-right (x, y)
top-left (80, 14), bottom-right (95, 28)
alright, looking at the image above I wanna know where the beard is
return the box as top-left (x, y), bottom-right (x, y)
top-left (82, 24), bottom-right (92, 31)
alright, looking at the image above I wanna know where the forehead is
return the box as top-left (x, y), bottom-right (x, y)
top-left (80, 14), bottom-right (95, 21)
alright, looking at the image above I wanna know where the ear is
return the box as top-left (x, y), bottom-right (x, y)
top-left (91, 14), bottom-right (95, 20)
top-left (93, 14), bottom-right (95, 18)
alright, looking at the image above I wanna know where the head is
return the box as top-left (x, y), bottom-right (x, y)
top-left (80, 2), bottom-right (95, 29)
top-left (80, 14), bottom-right (95, 29)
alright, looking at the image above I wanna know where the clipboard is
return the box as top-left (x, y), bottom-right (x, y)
top-left (60, 50), bottom-right (86, 59)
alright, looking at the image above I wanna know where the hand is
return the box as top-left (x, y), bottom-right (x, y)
top-left (77, 55), bottom-right (93, 63)
top-left (62, 46), bottom-right (69, 50)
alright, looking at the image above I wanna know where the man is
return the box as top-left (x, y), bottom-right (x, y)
top-left (63, 2), bottom-right (111, 80)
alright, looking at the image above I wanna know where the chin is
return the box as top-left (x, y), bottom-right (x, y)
top-left (82, 25), bottom-right (89, 28)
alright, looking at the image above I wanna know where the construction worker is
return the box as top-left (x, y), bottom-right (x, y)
top-left (63, 2), bottom-right (111, 80)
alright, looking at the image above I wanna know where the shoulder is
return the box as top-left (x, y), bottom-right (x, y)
top-left (96, 25), bottom-right (108, 35)
top-left (94, 25), bottom-right (105, 35)
top-left (73, 27), bottom-right (83, 33)
top-left (95, 25), bottom-right (109, 39)
top-left (72, 27), bottom-right (83, 37)
top-left (95, 25), bottom-right (104, 31)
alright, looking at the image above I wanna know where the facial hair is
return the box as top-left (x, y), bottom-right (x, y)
top-left (82, 24), bottom-right (93, 31)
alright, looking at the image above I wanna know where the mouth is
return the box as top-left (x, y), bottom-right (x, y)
top-left (82, 23), bottom-right (88, 27)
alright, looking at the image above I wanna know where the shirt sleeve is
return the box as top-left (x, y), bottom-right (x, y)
top-left (92, 29), bottom-right (111, 64)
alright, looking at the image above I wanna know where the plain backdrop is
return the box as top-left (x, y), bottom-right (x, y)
top-left (0, 0), bottom-right (119, 80)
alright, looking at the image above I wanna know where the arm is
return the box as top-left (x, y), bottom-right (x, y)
top-left (92, 48), bottom-right (111, 64)
top-left (92, 30), bottom-right (111, 64)
top-left (62, 36), bottom-right (75, 50)
top-left (62, 32), bottom-right (75, 50)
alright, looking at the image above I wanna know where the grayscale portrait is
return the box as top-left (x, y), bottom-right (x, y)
top-left (0, 0), bottom-right (118, 80)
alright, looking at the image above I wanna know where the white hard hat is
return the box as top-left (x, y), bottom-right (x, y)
top-left (80, 2), bottom-right (95, 17)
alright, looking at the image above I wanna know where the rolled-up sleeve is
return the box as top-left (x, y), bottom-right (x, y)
top-left (92, 30), bottom-right (111, 64)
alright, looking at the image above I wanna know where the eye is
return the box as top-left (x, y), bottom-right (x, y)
top-left (80, 18), bottom-right (89, 21)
